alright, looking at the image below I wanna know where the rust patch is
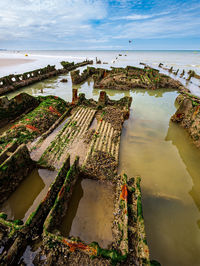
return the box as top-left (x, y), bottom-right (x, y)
top-left (120, 184), bottom-right (128, 201)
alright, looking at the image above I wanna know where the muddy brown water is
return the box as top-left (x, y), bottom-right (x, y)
top-left (59, 178), bottom-right (114, 249)
top-left (2, 72), bottom-right (200, 265)
top-left (0, 169), bottom-right (57, 222)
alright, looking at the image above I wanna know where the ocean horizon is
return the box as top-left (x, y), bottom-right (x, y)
top-left (1, 49), bottom-right (200, 96)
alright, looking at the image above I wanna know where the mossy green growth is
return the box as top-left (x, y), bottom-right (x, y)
top-left (0, 95), bottom-right (67, 153)
top-left (137, 195), bottom-right (143, 219)
top-left (0, 212), bottom-right (7, 219)
top-left (136, 176), bottom-right (141, 192)
top-left (0, 164), bottom-right (8, 171)
top-left (192, 101), bottom-right (199, 107)
top-left (90, 242), bottom-right (127, 264)
top-left (13, 219), bottom-right (23, 225)
top-left (123, 173), bottom-right (128, 183)
top-left (26, 203), bottom-right (42, 226)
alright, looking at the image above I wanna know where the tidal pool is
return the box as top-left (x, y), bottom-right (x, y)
top-left (0, 169), bottom-right (57, 222)
top-left (59, 178), bottom-right (114, 249)
top-left (118, 89), bottom-right (200, 266)
top-left (2, 71), bottom-right (200, 265)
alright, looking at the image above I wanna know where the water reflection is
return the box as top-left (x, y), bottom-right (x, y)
top-left (166, 121), bottom-right (200, 215)
top-left (119, 89), bottom-right (200, 266)
top-left (143, 191), bottom-right (200, 266)
top-left (0, 169), bottom-right (57, 222)
top-left (59, 178), bottom-right (114, 249)
top-left (59, 178), bottom-right (84, 237)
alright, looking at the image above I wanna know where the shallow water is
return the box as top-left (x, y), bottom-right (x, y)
top-left (118, 90), bottom-right (200, 266)
top-left (59, 178), bottom-right (114, 249)
top-left (1, 61), bottom-right (200, 264)
top-left (0, 169), bottom-right (57, 222)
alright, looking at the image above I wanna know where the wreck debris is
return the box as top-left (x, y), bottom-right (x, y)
top-left (92, 66), bottom-right (183, 91)
top-left (0, 95), bottom-right (67, 154)
top-left (42, 168), bottom-right (150, 265)
top-left (0, 60), bottom-right (93, 96)
top-left (187, 70), bottom-right (200, 81)
top-left (68, 64), bottom-right (189, 92)
top-left (35, 91), bottom-right (131, 171)
top-left (171, 92), bottom-right (200, 148)
top-left (0, 89), bottom-right (155, 265)
top-left (0, 93), bottom-right (39, 128)
top-left (180, 69), bottom-right (185, 78)
top-left (60, 60), bottom-right (93, 71)
top-left (60, 78), bottom-right (68, 83)
top-left (0, 144), bottom-right (33, 204)
top-left (70, 67), bottom-right (96, 85)
top-left (0, 65), bottom-right (60, 96)
top-left (96, 57), bottom-right (101, 64)
top-left (0, 156), bottom-right (71, 265)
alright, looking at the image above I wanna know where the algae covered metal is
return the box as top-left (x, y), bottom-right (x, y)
top-left (0, 87), bottom-right (154, 265)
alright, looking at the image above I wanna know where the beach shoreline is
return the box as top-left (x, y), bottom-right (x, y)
top-left (0, 58), bottom-right (36, 69)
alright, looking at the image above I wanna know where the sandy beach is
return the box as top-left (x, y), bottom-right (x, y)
top-left (0, 58), bottom-right (35, 68)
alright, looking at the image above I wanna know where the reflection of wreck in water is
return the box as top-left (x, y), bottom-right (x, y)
top-left (165, 121), bottom-right (200, 215)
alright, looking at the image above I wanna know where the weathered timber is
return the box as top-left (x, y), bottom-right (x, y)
top-left (0, 60), bottom-right (93, 96)
top-left (0, 91), bottom-right (155, 265)
top-left (171, 93), bottom-right (200, 149)
top-left (0, 93), bottom-right (39, 128)
top-left (0, 95), bottom-right (67, 154)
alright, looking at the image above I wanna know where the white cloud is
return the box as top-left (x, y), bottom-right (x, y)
top-left (0, 0), bottom-right (106, 41)
top-left (0, 0), bottom-right (199, 49)
top-left (111, 11), bottom-right (200, 39)
top-left (111, 14), bottom-right (153, 20)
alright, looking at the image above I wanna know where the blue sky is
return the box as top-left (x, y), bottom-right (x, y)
top-left (0, 0), bottom-right (200, 50)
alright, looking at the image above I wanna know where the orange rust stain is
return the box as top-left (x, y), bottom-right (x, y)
top-left (48, 106), bottom-right (61, 117)
top-left (103, 71), bottom-right (107, 78)
top-left (62, 239), bottom-right (97, 256)
top-left (192, 105), bottom-right (200, 119)
top-left (58, 186), bottom-right (65, 197)
top-left (11, 124), bottom-right (21, 129)
top-left (5, 143), bottom-right (11, 149)
top-left (120, 184), bottom-right (128, 201)
top-left (26, 124), bottom-right (40, 132)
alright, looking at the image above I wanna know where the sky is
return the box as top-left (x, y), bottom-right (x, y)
top-left (0, 0), bottom-right (200, 50)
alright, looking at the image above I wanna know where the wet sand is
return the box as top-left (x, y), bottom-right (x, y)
top-left (0, 58), bottom-right (35, 68)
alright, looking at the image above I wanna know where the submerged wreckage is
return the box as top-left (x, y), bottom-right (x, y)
top-left (0, 60), bottom-right (93, 96)
top-left (1, 61), bottom-right (198, 265)
top-left (171, 92), bottom-right (200, 149)
top-left (0, 89), bottom-right (154, 265)
top-left (70, 65), bottom-right (200, 150)
top-left (70, 65), bottom-right (188, 92)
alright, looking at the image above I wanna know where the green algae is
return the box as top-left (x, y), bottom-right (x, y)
top-left (0, 96), bottom-right (67, 154)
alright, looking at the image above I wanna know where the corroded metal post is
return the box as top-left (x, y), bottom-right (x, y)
top-left (72, 88), bottom-right (78, 104)
top-left (98, 91), bottom-right (106, 104)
